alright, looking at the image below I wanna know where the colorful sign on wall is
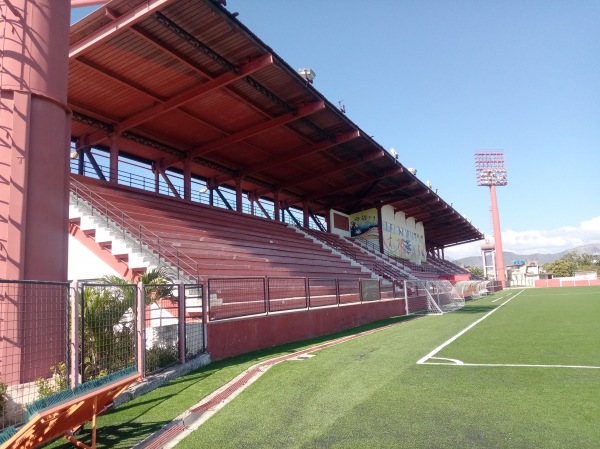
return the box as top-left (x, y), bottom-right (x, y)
top-left (382, 222), bottom-right (426, 263)
top-left (349, 208), bottom-right (379, 245)
top-left (349, 207), bottom-right (426, 263)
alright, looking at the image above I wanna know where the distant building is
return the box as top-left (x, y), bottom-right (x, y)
top-left (506, 260), bottom-right (542, 287)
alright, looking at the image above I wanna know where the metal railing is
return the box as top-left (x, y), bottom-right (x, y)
top-left (207, 276), bottom-right (397, 321)
top-left (70, 178), bottom-right (200, 282)
top-left (70, 158), bottom-right (322, 226)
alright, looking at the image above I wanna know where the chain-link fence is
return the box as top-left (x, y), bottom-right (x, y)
top-left (183, 284), bottom-right (205, 360)
top-left (267, 278), bottom-right (308, 312)
top-left (338, 278), bottom-right (361, 304)
top-left (0, 280), bottom-right (70, 429)
top-left (0, 280), bottom-right (207, 431)
top-left (143, 283), bottom-right (206, 375)
top-left (208, 278), bottom-right (267, 321)
top-left (80, 282), bottom-right (138, 382)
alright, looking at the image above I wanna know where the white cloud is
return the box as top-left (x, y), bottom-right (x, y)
top-left (444, 215), bottom-right (600, 260)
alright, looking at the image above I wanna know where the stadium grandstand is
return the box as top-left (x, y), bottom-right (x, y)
top-left (0, 1), bottom-right (497, 446)
top-left (65, 0), bottom-right (483, 279)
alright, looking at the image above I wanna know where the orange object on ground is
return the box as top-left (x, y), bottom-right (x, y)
top-left (1, 370), bottom-right (140, 449)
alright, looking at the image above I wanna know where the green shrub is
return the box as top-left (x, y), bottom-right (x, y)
top-left (0, 381), bottom-right (6, 419)
top-left (146, 346), bottom-right (179, 373)
top-left (35, 363), bottom-right (68, 399)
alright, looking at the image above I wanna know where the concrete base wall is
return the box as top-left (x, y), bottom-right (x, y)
top-left (207, 299), bottom-right (405, 361)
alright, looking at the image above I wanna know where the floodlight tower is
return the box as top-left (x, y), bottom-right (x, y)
top-left (475, 152), bottom-right (508, 287)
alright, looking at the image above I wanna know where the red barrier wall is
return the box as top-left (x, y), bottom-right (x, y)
top-left (535, 279), bottom-right (600, 288)
top-left (207, 299), bottom-right (405, 361)
top-left (440, 274), bottom-right (470, 282)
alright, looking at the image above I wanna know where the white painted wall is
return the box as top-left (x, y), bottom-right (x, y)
top-left (68, 235), bottom-right (121, 281)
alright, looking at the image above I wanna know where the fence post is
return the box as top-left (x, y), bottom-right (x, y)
top-left (69, 280), bottom-right (80, 388)
top-left (178, 281), bottom-right (186, 364)
top-left (404, 280), bottom-right (408, 315)
top-left (263, 277), bottom-right (268, 314)
top-left (305, 278), bottom-right (310, 309)
top-left (136, 282), bottom-right (146, 377)
top-left (202, 283), bottom-right (208, 353)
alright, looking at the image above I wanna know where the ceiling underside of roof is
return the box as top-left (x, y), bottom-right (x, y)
top-left (68, 0), bottom-right (483, 249)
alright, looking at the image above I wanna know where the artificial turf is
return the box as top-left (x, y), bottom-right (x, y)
top-left (44, 287), bottom-right (600, 448)
top-left (176, 288), bottom-right (600, 448)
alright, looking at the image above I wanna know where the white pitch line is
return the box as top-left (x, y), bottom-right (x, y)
top-left (420, 361), bottom-right (600, 369)
top-left (416, 289), bottom-right (525, 365)
top-left (428, 357), bottom-right (464, 365)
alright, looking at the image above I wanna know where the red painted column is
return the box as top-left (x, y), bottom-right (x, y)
top-left (235, 177), bottom-right (242, 212)
top-left (377, 206), bottom-right (384, 254)
top-left (0, 0), bottom-right (71, 281)
top-left (490, 185), bottom-right (506, 287)
top-left (303, 202), bottom-right (310, 228)
top-left (183, 159), bottom-right (192, 200)
top-left (109, 133), bottom-right (119, 183)
top-left (0, 1), bottom-right (71, 384)
top-left (273, 190), bottom-right (280, 221)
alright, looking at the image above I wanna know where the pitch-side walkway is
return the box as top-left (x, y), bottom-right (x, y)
top-left (135, 322), bottom-right (404, 449)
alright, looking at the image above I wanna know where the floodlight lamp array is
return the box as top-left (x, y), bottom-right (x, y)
top-left (476, 168), bottom-right (508, 186)
top-left (475, 151), bottom-right (508, 186)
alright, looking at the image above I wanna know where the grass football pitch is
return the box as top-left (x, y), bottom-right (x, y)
top-left (45, 287), bottom-right (600, 448)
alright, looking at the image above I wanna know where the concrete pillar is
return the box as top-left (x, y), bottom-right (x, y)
top-left (0, 0), bottom-right (71, 385)
top-left (0, 0), bottom-right (71, 281)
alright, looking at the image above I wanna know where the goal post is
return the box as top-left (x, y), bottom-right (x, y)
top-left (405, 280), bottom-right (464, 315)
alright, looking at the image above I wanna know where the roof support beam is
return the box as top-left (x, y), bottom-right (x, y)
top-left (215, 129), bottom-right (361, 189)
top-left (345, 180), bottom-right (422, 211)
top-left (254, 148), bottom-right (382, 195)
top-left (73, 57), bottom-right (267, 153)
top-left (391, 188), bottom-right (430, 207)
top-left (401, 198), bottom-right (441, 216)
top-left (296, 166), bottom-right (404, 205)
top-left (116, 53), bottom-right (273, 133)
top-left (161, 100), bottom-right (325, 167)
top-left (412, 205), bottom-right (450, 222)
top-left (69, 0), bottom-right (178, 59)
top-left (156, 166), bottom-right (181, 199)
top-left (129, 26), bottom-right (271, 119)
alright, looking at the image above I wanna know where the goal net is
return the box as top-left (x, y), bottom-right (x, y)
top-left (405, 280), bottom-right (465, 315)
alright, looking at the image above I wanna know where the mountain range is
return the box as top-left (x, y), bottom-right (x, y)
top-left (451, 243), bottom-right (600, 268)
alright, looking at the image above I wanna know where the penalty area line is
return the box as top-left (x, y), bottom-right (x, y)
top-left (416, 289), bottom-right (525, 365)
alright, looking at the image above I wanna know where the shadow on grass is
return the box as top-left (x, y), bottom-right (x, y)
top-left (44, 421), bottom-right (169, 449)
top-left (455, 305), bottom-right (498, 314)
top-left (43, 314), bottom-right (414, 449)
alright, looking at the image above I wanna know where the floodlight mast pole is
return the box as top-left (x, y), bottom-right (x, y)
top-left (489, 184), bottom-right (506, 287)
top-left (475, 152), bottom-right (507, 288)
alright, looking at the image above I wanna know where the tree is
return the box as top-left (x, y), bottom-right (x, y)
top-left (543, 259), bottom-right (576, 277)
top-left (467, 266), bottom-right (484, 278)
top-left (543, 251), bottom-right (600, 278)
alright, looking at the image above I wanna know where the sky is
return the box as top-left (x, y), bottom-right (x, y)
top-left (71, 1), bottom-right (600, 259)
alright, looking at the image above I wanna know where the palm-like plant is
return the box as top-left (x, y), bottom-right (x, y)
top-left (81, 267), bottom-right (176, 380)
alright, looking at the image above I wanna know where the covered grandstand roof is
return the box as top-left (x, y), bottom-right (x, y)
top-left (68, 0), bottom-right (483, 249)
